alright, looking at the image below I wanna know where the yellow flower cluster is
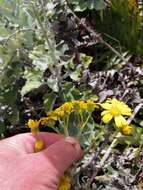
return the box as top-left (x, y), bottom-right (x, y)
top-left (27, 100), bottom-right (97, 129)
top-left (58, 99), bottom-right (96, 115)
top-left (27, 98), bottom-right (133, 137)
top-left (58, 175), bottom-right (71, 190)
top-left (100, 98), bottom-right (132, 135)
top-left (26, 99), bottom-right (98, 145)
top-left (42, 99), bottom-right (97, 125)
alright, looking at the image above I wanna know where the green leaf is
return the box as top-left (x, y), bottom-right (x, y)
top-left (43, 93), bottom-right (57, 112)
top-left (70, 70), bottom-right (81, 81)
top-left (47, 76), bottom-right (59, 92)
top-left (21, 69), bottom-right (43, 96)
top-left (80, 53), bottom-right (93, 68)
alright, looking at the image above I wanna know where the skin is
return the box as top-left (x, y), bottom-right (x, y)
top-left (0, 132), bottom-right (82, 190)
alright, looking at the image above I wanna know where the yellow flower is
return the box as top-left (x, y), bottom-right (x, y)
top-left (101, 98), bottom-right (132, 128)
top-left (79, 100), bottom-right (87, 111)
top-left (35, 139), bottom-right (44, 152)
top-left (40, 116), bottom-right (56, 127)
top-left (58, 175), bottom-right (71, 190)
top-left (72, 100), bottom-right (81, 111)
top-left (60, 102), bottom-right (73, 114)
top-left (72, 100), bottom-right (87, 113)
top-left (86, 100), bottom-right (98, 111)
top-left (122, 125), bottom-right (132, 135)
top-left (47, 111), bottom-right (59, 121)
top-left (27, 119), bottom-right (40, 129)
top-left (40, 117), bottom-right (49, 125)
top-left (48, 103), bottom-right (73, 121)
top-left (72, 99), bottom-right (98, 113)
top-left (54, 108), bottom-right (65, 119)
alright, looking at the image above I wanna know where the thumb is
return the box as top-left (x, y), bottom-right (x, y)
top-left (36, 137), bottom-right (82, 176)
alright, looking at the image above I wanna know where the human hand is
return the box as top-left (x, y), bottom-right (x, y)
top-left (0, 132), bottom-right (82, 190)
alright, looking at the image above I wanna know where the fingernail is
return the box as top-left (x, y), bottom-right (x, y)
top-left (65, 137), bottom-right (81, 157)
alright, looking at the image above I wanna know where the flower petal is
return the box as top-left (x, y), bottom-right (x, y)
top-left (117, 104), bottom-right (132, 115)
top-left (114, 115), bottom-right (128, 128)
top-left (119, 108), bottom-right (132, 116)
top-left (101, 110), bottom-right (109, 116)
top-left (100, 103), bottom-right (112, 110)
top-left (111, 98), bottom-right (119, 105)
top-left (121, 111), bottom-right (132, 116)
top-left (102, 113), bottom-right (113, 123)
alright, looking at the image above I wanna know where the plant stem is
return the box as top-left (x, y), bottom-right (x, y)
top-left (50, 126), bottom-right (60, 134)
top-left (63, 123), bottom-right (69, 137)
top-left (63, 117), bottom-right (69, 137)
top-left (77, 113), bottom-right (91, 138)
top-left (84, 131), bottom-right (104, 155)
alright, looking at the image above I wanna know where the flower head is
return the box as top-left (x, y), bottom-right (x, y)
top-left (27, 119), bottom-right (40, 134)
top-left (58, 175), bottom-right (71, 190)
top-left (60, 102), bottom-right (73, 114)
top-left (121, 125), bottom-right (132, 135)
top-left (27, 119), bottom-right (40, 129)
top-left (101, 98), bottom-right (132, 128)
top-left (47, 111), bottom-right (59, 121)
top-left (79, 100), bottom-right (87, 111)
top-left (72, 100), bottom-right (87, 113)
top-left (54, 108), bottom-right (65, 119)
top-left (72, 99), bottom-right (97, 113)
top-left (40, 117), bottom-right (49, 125)
top-left (86, 99), bottom-right (98, 111)
top-left (35, 139), bottom-right (44, 152)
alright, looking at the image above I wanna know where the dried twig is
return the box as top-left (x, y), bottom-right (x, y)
top-left (127, 103), bottom-right (143, 124)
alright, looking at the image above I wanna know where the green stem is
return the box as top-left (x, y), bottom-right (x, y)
top-left (84, 131), bottom-right (104, 155)
top-left (77, 114), bottom-right (91, 138)
top-left (60, 117), bottom-right (69, 137)
top-left (50, 126), bottom-right (60, 134)
top-left (63, 121), bottom-right (69, 137)
top-left (79, 112), bottom-right (84, 124)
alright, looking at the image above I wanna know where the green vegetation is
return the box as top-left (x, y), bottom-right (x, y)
top-left (0, 0), bottom-right (143, 189)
